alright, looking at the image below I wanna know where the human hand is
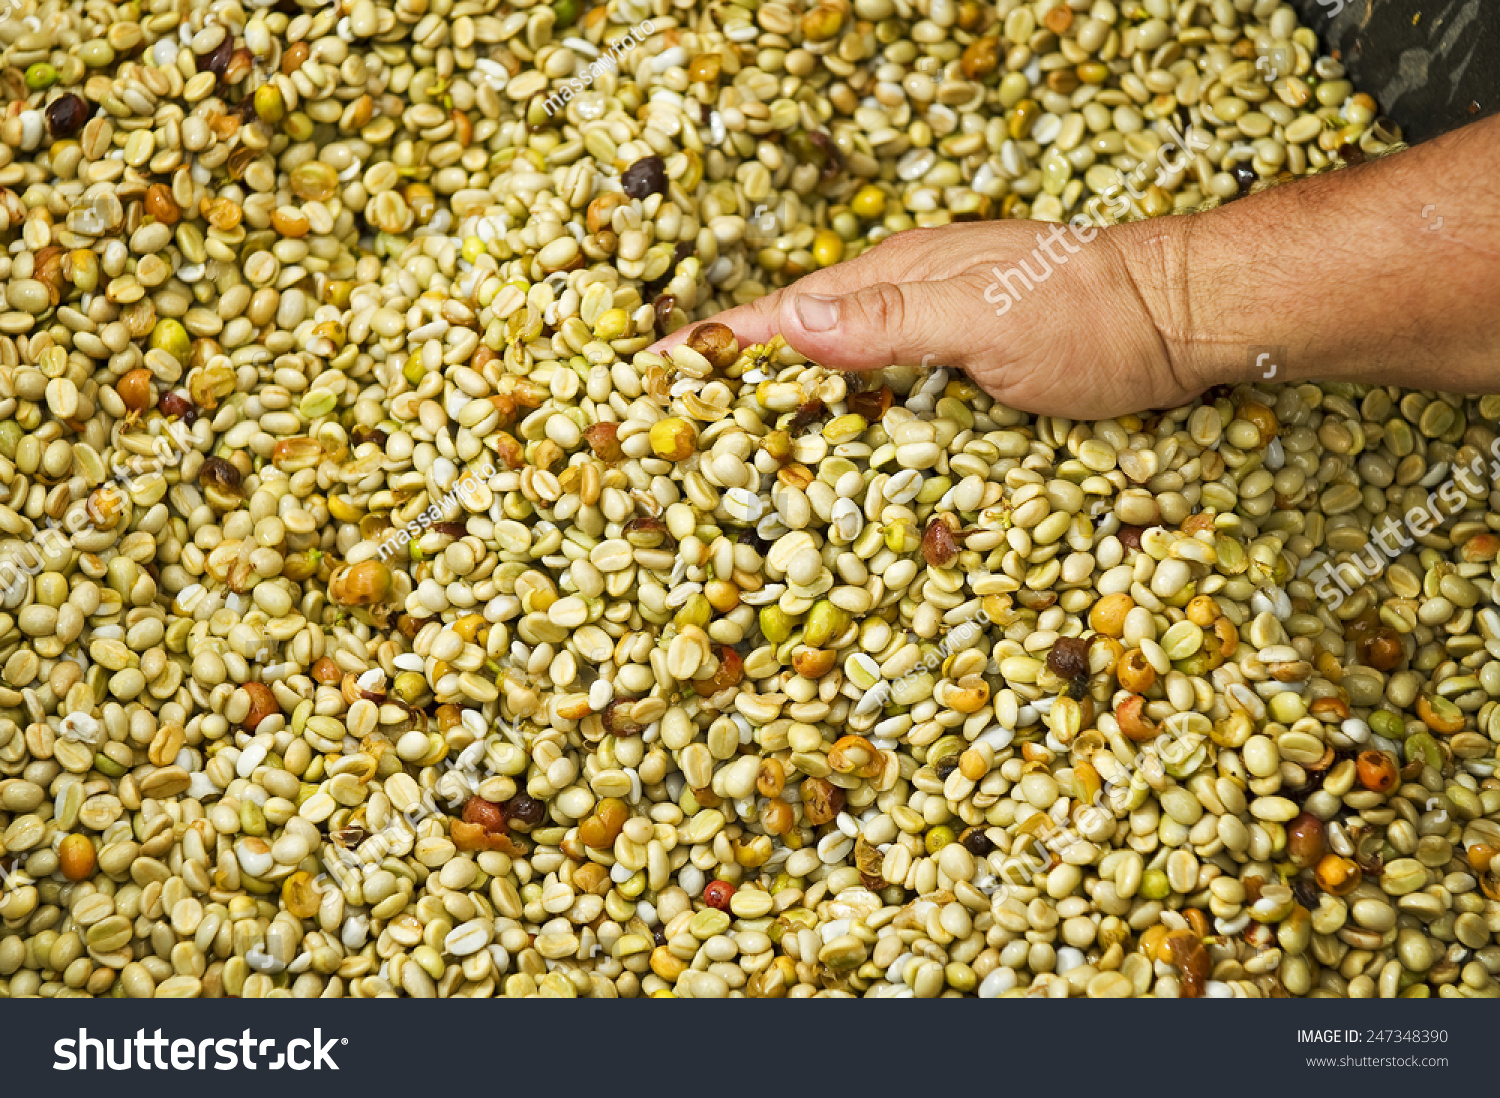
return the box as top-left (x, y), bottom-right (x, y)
top-left (650, 218), bottom-right (1206, 420)
top-left (656, 114), bottom-right (1500, 414)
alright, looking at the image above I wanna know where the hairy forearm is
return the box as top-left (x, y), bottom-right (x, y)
top-left (1121, 113), bottom-right (1500, 394)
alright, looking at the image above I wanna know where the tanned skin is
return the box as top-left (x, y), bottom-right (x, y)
top-left (653, 114), bottom-right (1500, 419)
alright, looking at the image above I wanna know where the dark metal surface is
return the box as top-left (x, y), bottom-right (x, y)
top-left (1293, 0), bottom-right (1497, 144)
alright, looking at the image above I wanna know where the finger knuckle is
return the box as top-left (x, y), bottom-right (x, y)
top-left (863, 282), bottom-right (907, 332)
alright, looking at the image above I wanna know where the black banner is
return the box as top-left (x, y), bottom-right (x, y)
top-left (2, 998), bottom-right (1484, 1096)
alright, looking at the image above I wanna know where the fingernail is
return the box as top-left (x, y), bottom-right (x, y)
top-left (794, 294), bottom-right (839, 332)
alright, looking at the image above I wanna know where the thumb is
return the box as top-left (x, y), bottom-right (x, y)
top-left (772, 279), bottom-right (978, 372)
